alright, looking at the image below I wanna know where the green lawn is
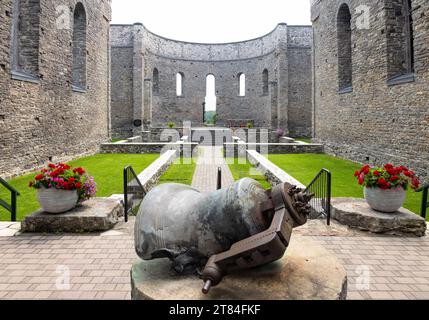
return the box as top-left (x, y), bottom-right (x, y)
top-left (0, 154), bottom-right (159, 221)
top-left (227, 158), bottom-right (272, 190)
top-left (295, 137), bottom-right (312, 144)
top-left (268, 154), bottom-right (423, 217)
top-left (159, 158), bottom-right (196, 186)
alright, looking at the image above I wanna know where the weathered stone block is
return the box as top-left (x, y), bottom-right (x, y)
top-left (131, 235), bottom-right (347, 300)
top-left (332, 198), bottom-right (427, 237)
top-left (21, 198), bottom-right (123, 233)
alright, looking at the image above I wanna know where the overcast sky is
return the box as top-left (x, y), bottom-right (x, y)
top-left (111, 0), bottom-right (312, 43)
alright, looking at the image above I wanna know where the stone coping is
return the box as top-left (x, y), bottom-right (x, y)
top-left (224, 142), bottom-right (324, 155)
top-left (21, 198), bottom-right (123, 233)
top-left (332, 198), bottom-right (427, 237)
top-left (247, 150), bottom-right (305, 188)
top-left (131, 235), bottom-right (347, 300)
top-left (100, 142), bottom-right (198, 155)
top-left (137, 150), bottom-right (178, 192)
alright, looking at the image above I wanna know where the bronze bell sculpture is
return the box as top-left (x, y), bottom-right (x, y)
top-left (134, 178), bottom-right (313, 294)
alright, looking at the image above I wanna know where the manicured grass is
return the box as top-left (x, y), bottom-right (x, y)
top-left (295, 137), bottom-right (312, 144)
top-left (159, 158), bottom-right (196, 186)
top-left (110, 138), bottom-right (125, 143)
top-left (0, 154), bottom-right (159, 221)
top-left (227, 158), bottom-right (272, 190)
top-left (268, 154), bottom-right (423, 217)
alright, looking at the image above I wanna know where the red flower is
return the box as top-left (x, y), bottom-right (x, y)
top-left (48, 164), bottom-right (56, 169)
top-left (384, 163), bottom-right (394, 170)
top-left (378, 178), bottom-right (387, 185)
top-left (387, 168), bottom-right (396, 175)
top-left (69, 178), bottom-right (76, 183)
top-left (354, 171), bottom-right (360, 177)
top-left (74, 168), bottom-right (85, 175)
top-left (50, 171), bottom-right (59, 178)
top-left (35, 174), bottom-right (44, 181)
top-left (380, 183), bottom-right (391, 190)
top-left (360, 165), bottom-right (370, 175)
top-left (75, 182), bottom-right (82, 188)
top-left (404, 171), bottom-right (413, 177)
top-left (374, 170), bottom-right (381, 177)
top-left (412, 177), bottom-right (420, 189)
top-left (390, 175), bottom-right (399, 182)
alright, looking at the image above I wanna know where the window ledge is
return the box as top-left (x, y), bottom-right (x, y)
top-left (11, 70), bottom-right (40, 84)
top-left (387, 73), bottom-right (415, 87)
top-left (338, 86), bottom-right (353, 94)
top-left (72, 85), bottom-right (87, 93)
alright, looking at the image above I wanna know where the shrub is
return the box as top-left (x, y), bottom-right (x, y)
top-left (167, 122), bottom-right (176, 129)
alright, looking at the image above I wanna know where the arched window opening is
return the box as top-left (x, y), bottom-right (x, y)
top-left (386, 0), bottom-right (415, 81)
top-left (262, 69), bottom-right (269, 96)
top-left (153, 68), bottom-right (159, 95)
top-left (238, 73), bottom-right (246, 96)
top-left (204, 74), bottom-right (217, 123)
top-left (176, 72), bottom-right (184, 96)
top-left (72, 3), bottom-right (87, 90)
top-left (11, 0), bottom-right (41, 79)
top-left (337, 3), bottom-right (353, 92)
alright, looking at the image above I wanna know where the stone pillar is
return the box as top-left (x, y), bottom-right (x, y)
top-left (269, 81), bottom-right (278, 130)
top-left (276, 42), bottom-right (289, 135)
top-left (132, 23), bottom-right (145, 136)
top-left (142, 78), bottom-right (153, 142)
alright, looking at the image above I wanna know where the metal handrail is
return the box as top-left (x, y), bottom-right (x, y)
top-left (416, 183), bottom-right (429, 219)
top-left (304, 169), bottom-right (332, 226)
top-left (0, 177), bottom-right (20, 222)
top-left (123, 166), bottom-right (146, 223)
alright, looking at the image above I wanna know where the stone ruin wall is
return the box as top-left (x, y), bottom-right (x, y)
top-left (110, 23), bottom-right (313, 139)
top-left (0, 0), bottom-right (112, 178)
top-left (312, 0), bottom-right (429, 181)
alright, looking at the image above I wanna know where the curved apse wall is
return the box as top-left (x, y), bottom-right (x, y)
top-left (110, 23), bottom-right (313, 137)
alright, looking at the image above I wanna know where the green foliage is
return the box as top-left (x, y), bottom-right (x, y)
top-left (0, 154), bottom-right (159, 221)
top-left (204, 111), bottom-right (217, 125)
top-left (246, 122), bottom-right (254, 129)
top-left (167, 122), bottom-right (176, 129)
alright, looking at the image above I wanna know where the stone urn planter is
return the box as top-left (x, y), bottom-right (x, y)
top-left (364, 187), bottom-right (406, 213)
top-left (37, 188), bottom-right (79, 214)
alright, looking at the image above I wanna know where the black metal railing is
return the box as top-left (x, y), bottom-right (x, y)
top-left (217, 168), bottom-right (222, 190)
top-left (123, 166), bottom-right (146, 223)
top-left (417, 184), bottom-right (429, 220)
top-left (304, 169), bottom-right (332, 226)
top-left (0, 177), bottom-right (20, 222)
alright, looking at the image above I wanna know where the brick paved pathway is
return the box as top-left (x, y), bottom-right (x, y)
top-left (0, 218), bottom-right (428, 300)
top-left (191, 146), bottom-right (234, 192)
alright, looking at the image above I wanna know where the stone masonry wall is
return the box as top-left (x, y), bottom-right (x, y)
top-left (110, 23), bottom-right (313, 138)
top-left (312, 0), bottom-right (429, 181)
top-left (0, 0), bottom-right (112, 178)
top-left (287, 26), bottom-right (313, 137)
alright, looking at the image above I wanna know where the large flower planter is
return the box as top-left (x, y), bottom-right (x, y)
top-left (37, 188), bottom-right (79, 214)
top-left (364, 187), bottom-right (406, 213)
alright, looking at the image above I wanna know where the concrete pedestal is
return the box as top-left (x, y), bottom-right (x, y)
top-left (332, 198), bottom-right (427, 237)
top-left (131, 235), bottom-right (347, 300)
top-left (21, 198), bottom-right (123, 233)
